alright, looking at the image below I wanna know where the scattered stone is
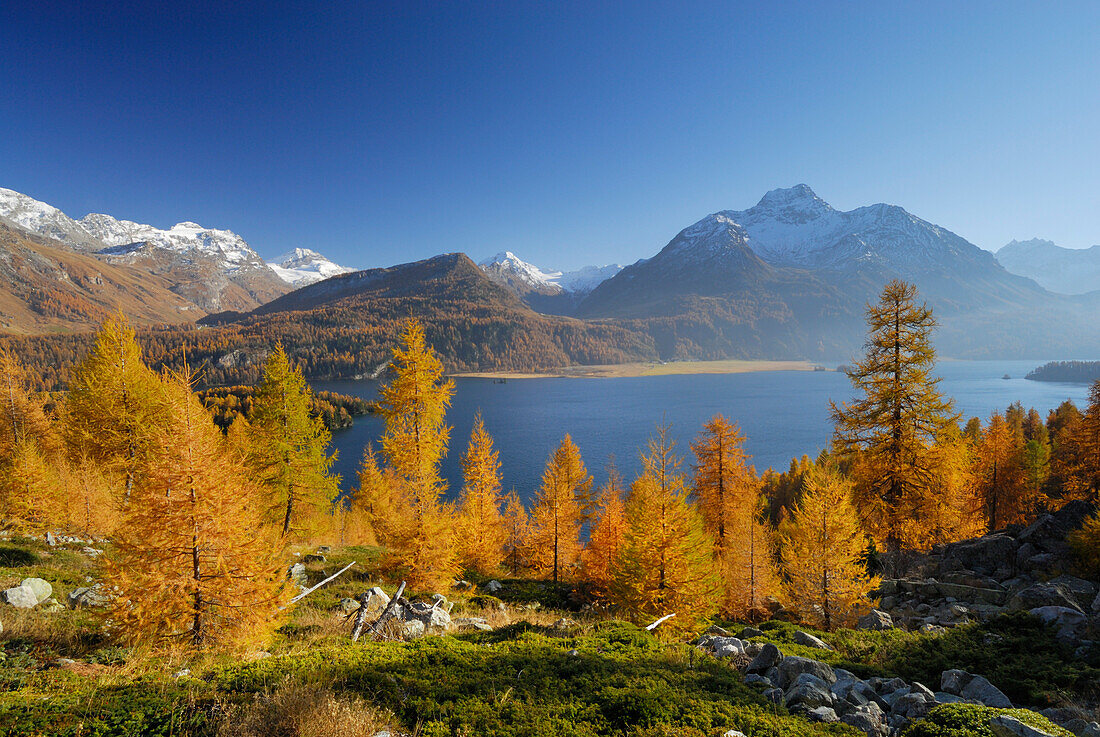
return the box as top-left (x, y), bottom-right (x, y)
top-left (960, 675), bottom-right (1012, 708)
top-left (81, 547), bottom-right (102, 557)
top-left (988, 715), bottom-right (1058, 737)
top-left (793, 630), bottom-right (833, 650)
top-left (485, 580), bottom-right (503, 594)
top-left (452, 580), bottom-right (473, 592)
top-left (567, 649), bottom-right (579, 657)
top-left (743, 673), bottom-right (771, 687)
top-left (400, 620), bottom-right (426, 639)
top-left (857, 609), bottom-right (895, 631)
top-left (287, 563), bottom-right (308, 588)
top-left (776, 656), bottom-right (836, 689)
top-left (940, 668), bottom-right (972, 695)
top-left (67, 584), bottom-right (109, 609)
top-left (740, 626), bottom-right (763, 638)
top-left (46, 531), bottom-right (58, 546)
top-left (333, 597), bottom-right (359, 614)
top-left (20, 578), bottom-right (51, 604)
top-left (302, 553), bottom-right (326, 564)
top-left (1, 585), bottom-right (38, 609)
top-left (722, 731), bottom-right (747, 737)
top-left (745, 643), bottom-right (782, 675)
top-left (704, 624), bottom-right (731, 637)
top-left (806, 706), bottom-right (839, 722)
top-left (316, 545), bottom-right (331, 554)
top-left (551, 617), bottom-right (577, 630)
top-left (1029, 606), bottom-right (1089, 640)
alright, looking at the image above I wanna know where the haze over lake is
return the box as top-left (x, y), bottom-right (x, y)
top-left (316, 360), bottom-right (1091, 503)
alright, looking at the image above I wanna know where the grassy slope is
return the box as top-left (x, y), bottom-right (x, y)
top-left (1, 538), bottom-right (1096, 737)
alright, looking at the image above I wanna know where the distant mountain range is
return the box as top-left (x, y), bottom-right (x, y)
top-left (478, 252), bottom-right (622, 315)
top-left (0, 187), bottom-right (349, 320)
top-left (4, 183), bottom-right (1100, 380)
top-left (995, 238), bottom-right (1100, 295)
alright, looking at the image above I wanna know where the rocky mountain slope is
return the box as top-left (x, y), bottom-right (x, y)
top-left (270, 248), bottom-right (354, 286)
top-left (479, 251), bottom-right (622, 315)
top-left (0, 187), bottom-right (349, 317)
top-left (0, 217), bottom-right (202, 333)
top-left (997, 239), bottom-right (1100, 296)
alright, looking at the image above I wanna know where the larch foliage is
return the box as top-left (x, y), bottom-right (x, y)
top-left (376, 319), bottom-right (460, 590)
top-left (501, 490), bottom-right (531, 576)
top-left (63, 314), bottom-right (166, 503)
top-left (972, 412), bottom-right (1031, 529)
top-left (528, 434), bottom-right (592, 584)
top-left (780, 465), bottom-right (878, 631)
top-left (830, 280), bottom-right (959, 556)
top-left (455, 414), bottom-right (508, 575)
top-left (350, 444), bottom-right (392, 545)
top-left (248, 345), bottom-right (339, 539)
top-left (0, 347), bottom-right (55, 458)
top-left (1069, 380), bottom-right (1100, 501)
top-left (60, 453), bottom-right (119, 538)
top-left (104, 371), bottom-right (288, 652)
top-left (612, 425), bottom-right (719, 632)
top-left (0, 348), bottom-right (63, 532)
top-left (690, 415), bottom-right (778, 619)
top-left (581, 465), bottom-right (627, 602)
top-left (925, 427), bottom-right (985, 544)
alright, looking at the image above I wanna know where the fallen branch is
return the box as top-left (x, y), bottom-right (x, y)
top-left (357, 581), bottom-right (406, 642)
top-left (284, 561), bottom-right (356, 607)
top-left (348, 591), bottom-right (375, 640)
top-left (645, 613), bottom-right (676, 631)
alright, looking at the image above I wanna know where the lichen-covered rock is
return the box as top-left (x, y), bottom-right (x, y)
top-left (745, 642), bottom-right (782, 674)
top-left (988, 714), bottom-right (1059, 737)
top-left (858, 609), bottom-right (895, 630)
top-left (960, 675), bottom-right (1012, 708)
top-left (793, 630), bottom-right (833, 649)
top-left (1, 585), bottom-right (38, 609)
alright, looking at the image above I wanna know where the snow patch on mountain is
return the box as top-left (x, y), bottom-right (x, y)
top-left (270, 248), bottom-right (354, 286)
top-left (677, 184), bottom-right (997, 276)
top-left (479, 252), bottom-right (621, 295)
top-left (0, 187), bottom-right (105, 251)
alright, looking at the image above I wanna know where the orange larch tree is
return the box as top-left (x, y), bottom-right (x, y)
top-left (501, 490), bottom-right (531, 576)
top-left (104, 371), bottom-right (288, 652)
top-left (455, 414), bottom-right (508, 575)
top-left (581, 464), bottom-right (627, 602)
top-left (528, 434), bottom-right (592, 584)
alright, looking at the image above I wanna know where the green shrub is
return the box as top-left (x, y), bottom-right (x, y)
top-left (0, 546), bottom-right (39, 567)
top-left (903, 703), bottom-right (1074, 737)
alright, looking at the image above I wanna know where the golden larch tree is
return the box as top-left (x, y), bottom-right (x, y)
top-left (0, 438), bottom-right (62, 533)
top-left (349, 444), bottom-right (394, 546)
top-left (248, 345), bottom-right (340, 539)
top-left (612, 425), bottom-right (719, 632)
top-left (60, 453), bottom-right (119, 539)
top-left (972, 412), bottom-right (1031, 529)
top-left (528, 434), bottom-right (591, 584)
top-left (63, 314), bottom-right (166, 503)
top-left (376, 319), bottom-right (460, 590)
top-left (501, 490), bottom-right (530, 576)
top-left (780, 465), bottom-right (878, 631)
top-left (104, 371), bottom-right (288, 652)
top-left (0, 347), bottom-right (55, 459)
top-left (581, 464), bottom-right (627, 602)
top-left (925, 426), bottom-right (985, 544)
top-left (455, 414), bottom-right (508, 575)
top-left (830, 280), bottom-right (959, 558)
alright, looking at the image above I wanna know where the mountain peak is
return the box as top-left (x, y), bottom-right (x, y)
top-left (753, 184), bottom-right (831, 213)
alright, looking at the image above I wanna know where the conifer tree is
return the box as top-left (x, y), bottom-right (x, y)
top-left (529, 434), bottom-right (591, 584)
top-left (501, 490), bottom-right (531, 576)
top-left (0, 437), bottom-right (62, 533)
top-left (581, 464), bottom-right (626, 601)
top-left (248, 345), bottom-right (339, 539)
top-left (780, 465), bottom-right (878, 630)
top-left (104, 371), bottom-right (287, 651)
top-left (60, 453), bottom-right (119, 538)
top-left (1070, 380), bottom-right (1100, 501)
top-left (612, 425), bottom-right (719, 631)
top-left (349, 444), bottom-right (392, 545)
top-left (973, 412), bottom-right (1031, 529)
top-left (830, 280), bottom-right (959, 557)
top-left (722, 494), bottom-right (782, 622)
top-left (376, 320), bottom-right (459, 589)
top-left (455, 414), bottom-right (508, 575)
top-left (691, 415), bottom-right (754, 553)
top-left (63, 314), bottom-right (166, 503)
top-left (0, 348), bottom-right (55, 459)
top-left (926, 427), bottom-right (985, 543)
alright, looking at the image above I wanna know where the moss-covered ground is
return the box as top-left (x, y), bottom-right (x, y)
top-left (0, 538), bottom-right (1096, 736)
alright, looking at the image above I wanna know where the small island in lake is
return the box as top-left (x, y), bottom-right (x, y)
top-left (1025, 360), bottom-right (1100, 384)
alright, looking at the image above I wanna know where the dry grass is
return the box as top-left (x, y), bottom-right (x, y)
top-left (216, 681), bottom-right (396, 737)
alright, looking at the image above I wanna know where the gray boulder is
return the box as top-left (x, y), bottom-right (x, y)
top-left (785, 674), bottom-right (834, 709)
top-left (745, 643), bottom-right (783, 675)
top-left (793, 630), bottom-right (833, 650)
top-left (806, 706), bottom-right (838, 722)
top-left (857, 609), bottom-right (895, 630)
top-left (960, 675), bottom-right (1012, 708)
top-left (1009, 583), bottom-right (1083, 613)
top-left (941, 534), bottom-right (1017, 576)
top-left (840, 703), bottom-right (888, 737)
top-left (485, 580), bottom-right (503, 593)
top-left (287, 562), bottom-right (308, 588)
top-left (21, 578), bottom-right (51, 604)
top-left (988, 715), bottom-right (1058, 737)
top-left (400, 619), bottom-right (426, 639)
top-left (1029, 606), bottom-right (1088, 640)
top-left (940, 669), bottom-right (972, 695)
top-left (1, 585), bottom-right (38, 609)
top-left (776, 656), bottom-right (836, 689)
top-left (710, 636), bottom-right (746, 658)
top-left (67, 584), bottom-right (109, 609)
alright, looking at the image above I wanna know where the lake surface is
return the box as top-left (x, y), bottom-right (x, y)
top-left (315, 360), bottom-right (1091, 504)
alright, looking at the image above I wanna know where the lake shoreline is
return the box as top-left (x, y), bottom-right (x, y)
top-left (451, 359), bottom-right (827, 380)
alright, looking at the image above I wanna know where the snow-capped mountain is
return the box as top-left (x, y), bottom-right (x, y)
top-left (0, 187), bottom-right (105, 251)
top-left (270, 248), bottom-right (354, 286)
top-left (479, 252), bottom-right (621, 295)
top-left (693, 184), bottom-right (1002, 277)
top-left (478, 252), bottom-right (623, 316)
top-left (0, 187), bottom-right (351, 312)
top-left (996, 238), bottom-right (1100, 295)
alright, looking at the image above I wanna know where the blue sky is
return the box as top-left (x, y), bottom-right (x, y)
top-left (1, 1), bottom-right (1098, 270)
